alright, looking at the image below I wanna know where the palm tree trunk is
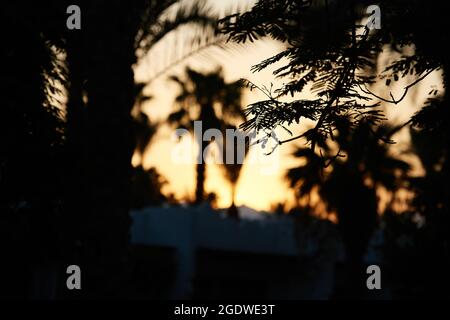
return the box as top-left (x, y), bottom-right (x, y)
top-left (227, 184), bottom-right (239, 219)
top-left (195, 141), bottom-right (208, 204)
top-left (231, 184), bottom-right (236, 207)
top-left (65, 1), bottom-right (145, 297)
top-left (195, 104), bottom-right (215, 204)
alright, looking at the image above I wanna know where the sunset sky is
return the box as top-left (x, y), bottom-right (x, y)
top-left (132, 0), bottom-right (443, 211)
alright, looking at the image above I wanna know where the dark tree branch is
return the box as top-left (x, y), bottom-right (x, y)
top-left (359, 68), bottom-right (437, 105)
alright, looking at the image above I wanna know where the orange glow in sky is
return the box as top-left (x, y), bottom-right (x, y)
top-left (133, 1), bottom-right (443, 211)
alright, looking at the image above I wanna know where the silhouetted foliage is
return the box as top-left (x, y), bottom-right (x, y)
top-left (131, 166), bottom-right (167, 208)
top-left (286, 120), bottom-right (410, 297)
top-left (221, 0), bottom-right (450, 298)
top-left (220, 0), bottom-right (446, 154)
top-left (60, 0), bottom-right (222, 298)
top-left (3, 0), bottom-right (450, 300)
top-left (0, 0), bottom-right (69, 298)
top-left (1, 0), bottom-right (225, 298)
top-left (133, 109), bottom-right (159, 163)
top-left (382, 126), bottom-right (450, 298)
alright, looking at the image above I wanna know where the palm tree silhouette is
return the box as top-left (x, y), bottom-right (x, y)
top-left (132, 84), bottom-right (158, 166)
top-left (168, 67), bottom-right (246, 204)
top-left (220, 123), bottom-right (249, 217)
top-left (1, 0), bottom-right (67, 298)
top-left (62, 1), bottom-right (220, 297)
top-left (286, 120), bottom-right (410, 296)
